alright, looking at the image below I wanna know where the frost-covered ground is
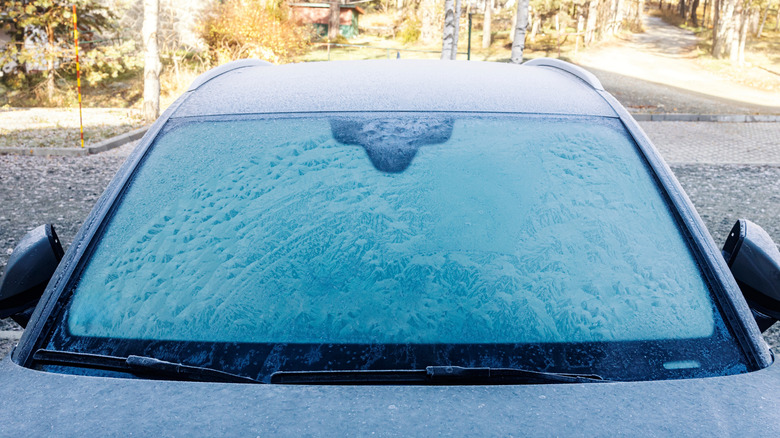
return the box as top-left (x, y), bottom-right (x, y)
top-left (0, 107), bottom-right (144, 149)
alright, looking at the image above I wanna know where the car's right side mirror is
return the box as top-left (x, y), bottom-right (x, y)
top-left (722, 219), bottom-right (780, 332)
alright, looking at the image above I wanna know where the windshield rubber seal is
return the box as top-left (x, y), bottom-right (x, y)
top-left (13, 107), bottom-right (769, 375)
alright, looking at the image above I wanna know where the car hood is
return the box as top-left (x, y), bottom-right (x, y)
top-left (0, 356), bottom-right (779, 435)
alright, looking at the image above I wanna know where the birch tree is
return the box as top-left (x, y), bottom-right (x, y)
top-left (726, 1), bottom-right (750, 64)
top-left (737, 5), bottom-right (749, 65)
top-left (420, 0), bottom-right (440, 43)
top-left (143, 0), bottom-right (161, 123)
top-left (510, 0), bottom-right (530, 63)
top-left (451, 0), bottom-right (460, 57)
top-left (712, 0), bottom-right (738, 58)
top-left (483, 0), bottom-right (493, 48)
top-left (441, 0), bottom-right (461, 60)
top-left (756, 0), bottom-right (772, 37)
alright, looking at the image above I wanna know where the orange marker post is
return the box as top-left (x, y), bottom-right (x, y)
top-left (72, 5), bottom-right (84, 148)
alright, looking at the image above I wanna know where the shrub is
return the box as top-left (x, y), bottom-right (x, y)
top-left (398, 16), bottom-right (421, 44)
top-left (81, 40), bottom-right (144, 86)
top-left (199, 0), bottom-right (310, 65)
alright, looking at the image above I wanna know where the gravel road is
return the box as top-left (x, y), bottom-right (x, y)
top-left (0, 143), bottom-right (133, 352)
top-left (2, 122), bottom-right (780, 358)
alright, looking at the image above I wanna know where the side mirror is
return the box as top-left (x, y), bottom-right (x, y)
top-left (722, 219), bottom-right (780, 332)
top-left (0, 224), bottom-right (64, 327)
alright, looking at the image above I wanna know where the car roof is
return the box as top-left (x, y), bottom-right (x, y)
top-left (173, 60), bottom-right (619, 119)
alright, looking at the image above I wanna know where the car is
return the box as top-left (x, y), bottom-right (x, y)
top-left (1, 58), bottom-right (780, 435)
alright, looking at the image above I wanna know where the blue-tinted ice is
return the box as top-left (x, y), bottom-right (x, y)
top-left (68, 115), bottom-right (715, 344)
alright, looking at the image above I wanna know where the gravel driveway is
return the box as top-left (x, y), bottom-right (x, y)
top-left (2, 125), bottom-right (780, 357)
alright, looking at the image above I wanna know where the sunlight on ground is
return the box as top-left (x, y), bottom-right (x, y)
top-left (575, 16), bottom-right (780, 109)
top-left (0, 108), bottom-right (144, 149)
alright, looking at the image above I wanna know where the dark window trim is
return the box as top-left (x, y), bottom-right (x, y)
top-left (14, 110), bottom-right (770, 373)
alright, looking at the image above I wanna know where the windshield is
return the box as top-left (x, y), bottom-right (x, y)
top-left (44, 113), bottom-right (748, 382)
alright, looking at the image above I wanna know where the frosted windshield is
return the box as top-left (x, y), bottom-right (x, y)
top-left (68, 114), bottom-right (715, 344)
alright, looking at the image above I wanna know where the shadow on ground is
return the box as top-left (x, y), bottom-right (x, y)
top-left (584, 66), bottom-right (780, 115)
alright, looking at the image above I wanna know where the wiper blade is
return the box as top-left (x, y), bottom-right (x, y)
top-left (33, 349), bottom-right (262, 384)
top-left (125, 355), bottom-right (261, 384)
top-left (271, 366), bottom-right (607, 385)
top-left (426, 366), bottom-right (607, 384)
top-left (272, 369), bottom-right (428, 385)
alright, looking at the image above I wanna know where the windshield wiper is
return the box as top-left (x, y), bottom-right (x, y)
top-left (271, 366), bottom-right (608, 385)
top-left (34, 350), bottom-right (607, 385)
top-left (33, 349), bottom-right (262, 384)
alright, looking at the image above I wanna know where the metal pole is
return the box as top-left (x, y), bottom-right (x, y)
top-left (467, 13), bottom-right (472, 61)
top-left (72, 5), bottom-right (84, 148)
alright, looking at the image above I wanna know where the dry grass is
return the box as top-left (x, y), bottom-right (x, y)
top-left (694, 37), bottom-right (780, 93)
top-left (2, 54), bottom-right (210, 111)
top-left (0, 107), bottom-right (144, 149)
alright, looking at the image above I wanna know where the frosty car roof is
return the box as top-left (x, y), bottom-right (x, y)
top-left (173, 59), bottom-right (618, 118)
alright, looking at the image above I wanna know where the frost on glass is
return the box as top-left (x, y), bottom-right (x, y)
top-left (68, 115), bottom-right (715, 344)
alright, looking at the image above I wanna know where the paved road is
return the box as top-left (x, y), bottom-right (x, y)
top-left (641, 122), bottom-right (780, 164)
top-left (640, 121), bottom-right (780, 248)
top-left (2, 121), bottom-right (780, 357)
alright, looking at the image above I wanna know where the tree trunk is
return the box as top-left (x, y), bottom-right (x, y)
top-left (635, 0), bottom-right (645, 29)
top-left (756, 2), bottom-right (770, 37)
top-left (451, 0), bottom-right (461, 59)
top-left (510, 0), bottom-right (530, 63)
top-left (143, 0), bottom-right (161, 124)
top-left (737, 6), bottom-right (749, 65)
top-left (585, 0), bottom-right (599, 45)
top-left (679, 0), bottom-right (687, 19)
top-left (712, 0), bottom-right (737, 58)
top-left (420, 0), bottom-right (439, 43)
top-left (328, 1), bottom-right (340, 40)
top-left (690, 0), bottom-right (700, 26)
top-left (530, 12), bottom-right (540, 41)
top-left (727, 0), bottom-right (746, 64)
top-left (46, 23), bottom-right (55, 103)
top-left (441, 0), bottom-right (458, 60)
top-left (749, 8), bottom-right (760, 34)
top-left (482, 0), bottom-right (492, 49)
top-left (776, 5), bottom-right (779, 31)
top-left (703, 0), bottom-right (710, 27)
top-left (510, 1), bottom-right (517, 42)
top-left (728, 1), bottom-right (743, 62)
top-left (713, 0), bottom-right (720, 31)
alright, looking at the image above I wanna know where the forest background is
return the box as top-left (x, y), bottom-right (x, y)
top-left (0, 0), bottom-right (777, 120)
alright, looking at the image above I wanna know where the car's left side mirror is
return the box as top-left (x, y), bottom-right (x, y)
top-left (722, 219), bottom-right (780, 332)
top-left (0, 224), bottom-right (64, 327)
